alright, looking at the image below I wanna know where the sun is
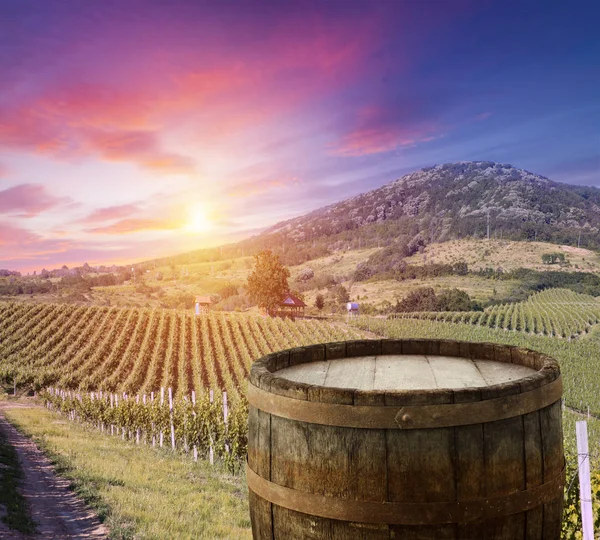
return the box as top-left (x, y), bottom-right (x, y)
top-left (187, 205), bottom-right (213, 233)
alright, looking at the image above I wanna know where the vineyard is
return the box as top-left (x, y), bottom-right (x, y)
top-left (391, 288), bottom-right (600, 339)
top-left (353, 315), bottom-right (600, 417)
top-left (4, 292), bottom-right (600, 536)
top-left (0, 302), bottom-right (364, 401)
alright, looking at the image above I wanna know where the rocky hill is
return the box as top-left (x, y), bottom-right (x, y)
top-left (264, 161), bottom-right (600, 248)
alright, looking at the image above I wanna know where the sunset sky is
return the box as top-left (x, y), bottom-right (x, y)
top-left (1, 1), bottom-right (598, 272)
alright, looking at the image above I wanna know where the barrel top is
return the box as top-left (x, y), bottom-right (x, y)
top-left (276, 355), bottom-right (536, 391)
top-left (249, 340), bottom-right (561, 406)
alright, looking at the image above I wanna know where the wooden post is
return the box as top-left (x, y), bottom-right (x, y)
top-left (191, 390), bottom-right (198, 462)
top-left (160, 387), bottom-right (164, 448)
top-left (577, 421), bottom-right (594, 540)
top-left (169, 388), bottom-right (176, 451)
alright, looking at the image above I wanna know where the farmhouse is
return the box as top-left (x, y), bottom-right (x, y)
top-left (194, 295), bottom-right (212, 315)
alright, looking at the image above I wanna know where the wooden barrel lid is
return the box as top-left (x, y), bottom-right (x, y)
top-left (276, 355), bottom-right (536, 391)
top-left (248, 340), bottom-right (562, 428)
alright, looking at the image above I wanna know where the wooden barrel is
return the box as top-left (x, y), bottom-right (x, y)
top-left (247, 339), bottom-right (564, 540)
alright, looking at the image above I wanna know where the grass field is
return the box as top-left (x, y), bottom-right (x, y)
top-left (0, 414), bottom-right (35, 535)
top-left (347, 275), bottom-right (518, 305)
top-left (3, 402), bottom-right (251, 540)
top-left (5, 394), bottom-right (599, 540)
top-left (404, 239), bottom-right (600, 273)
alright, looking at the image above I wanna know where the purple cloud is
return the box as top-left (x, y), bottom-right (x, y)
top-left (0, 184), bottom-right (70, 217)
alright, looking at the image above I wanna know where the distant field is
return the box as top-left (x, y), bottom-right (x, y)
top-left (7, 240), bottom-right (597, 312)
top-left (296, 275), bottom-right (519, 312)
top-left (404, 239), bottom-right (600, 272)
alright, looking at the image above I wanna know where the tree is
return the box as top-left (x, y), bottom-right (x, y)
top-left (246, 250), bottom-right (290, 315)
top-left (334, 284), bottom-right (350, 305)
top-left (541, 252), bottom-right (566, 265)
top-left (315, 293), bottom-right (325, 311)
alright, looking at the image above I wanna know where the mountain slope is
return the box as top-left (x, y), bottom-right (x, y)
top-left (264, 161), bottom-right (600, 246)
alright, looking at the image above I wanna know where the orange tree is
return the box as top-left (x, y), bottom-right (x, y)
top-left (246, 250), bottom-right (290, 315)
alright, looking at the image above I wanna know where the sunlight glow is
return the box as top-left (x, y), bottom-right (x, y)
top-left (187, 205), bottom-right (213, 233)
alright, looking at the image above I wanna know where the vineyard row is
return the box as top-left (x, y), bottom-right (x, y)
top-left (390, 288), bottom-right (600, 339)
top-left (0, 302), bottom-right (363, 399)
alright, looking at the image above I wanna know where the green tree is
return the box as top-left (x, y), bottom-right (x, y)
top-left (246, 250), bottom-right (290, 314)
top-left (334, 284), bottom-right (350, 305)
top-left (315, 293), bottom-right (325, 311)
top-left (542, 252), bottom-right (566, 265)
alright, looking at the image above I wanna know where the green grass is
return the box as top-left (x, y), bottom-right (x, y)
top-left (3, 404), bottom-right (252, 540)
top-left (0, 421), bottom-right (36, 534)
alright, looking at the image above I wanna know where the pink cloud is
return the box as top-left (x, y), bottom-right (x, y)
top-left (79, 204), bottom-right (142, 224)
top-left (83, 129), bottom-right (196, 175)
top-left (0, 163), bottom-right (8, 177)
top-left (329, 106), bottom-right (443, 157)
top-left (0, 184), bottom-right (70, 217)
top-left (227, 174), bottom-right (302, 199)
top-left (86, 218), bottom-right (180, 235)
top-left (0, 16), bottom-right (379, 172)
top-left (0, 221), bottom-right (73, 260)
top-left (0, 99), bottom-right (196, 175)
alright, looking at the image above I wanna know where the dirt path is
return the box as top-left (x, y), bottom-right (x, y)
top-left (0, 402), bottom-right (108, 539)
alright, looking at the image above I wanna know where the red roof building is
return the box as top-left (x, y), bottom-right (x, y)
top-left (281, 293), bottom-right (306, 309)
top-left (275, 293), bottom-right (306, 319)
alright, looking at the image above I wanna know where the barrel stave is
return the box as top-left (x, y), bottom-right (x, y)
top-left (248, 407), bottom-right (273, 540)
top-left (270, 417), bottom-right (387, 501)
top-left (541, 400), bottom-right (564, 539)
top-left (524, 410), bottom-right (544, 538)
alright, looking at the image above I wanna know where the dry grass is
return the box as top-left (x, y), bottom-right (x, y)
top-left (300, 275), bottom-right (518, 310)
top-left (290, 248), bottom-right (380, 280)
top-left (403, 239), bottom-right (600, 273)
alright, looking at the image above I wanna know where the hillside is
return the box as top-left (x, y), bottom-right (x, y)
top-left (127, 161), bottom-right (600, 273)
top-left (403, 239), bottom-right (600, 272)
top-left (262, 161), bottom-right (600, 250)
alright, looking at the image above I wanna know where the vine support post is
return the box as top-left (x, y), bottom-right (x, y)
top-left (169, 387), bottom-right (176, 451)
top-left (151, 391), bottom-right (156, 447)
top-left (110, 394), bottom-right (115, 436)
top-left (142, 394), bottom-right (146, 444)
top-left (209, 390), bottom-right (214, 465)
top-left (160, 387), bottom-right (165, 448)
top-left (223, 391), bottom-right (229, 454)
top-left (191, 390), bottom-right (198, 462)
top-left (577, 420), bottom-right (594, 540)
top-left (136, 394), bottom-right (141, 444)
